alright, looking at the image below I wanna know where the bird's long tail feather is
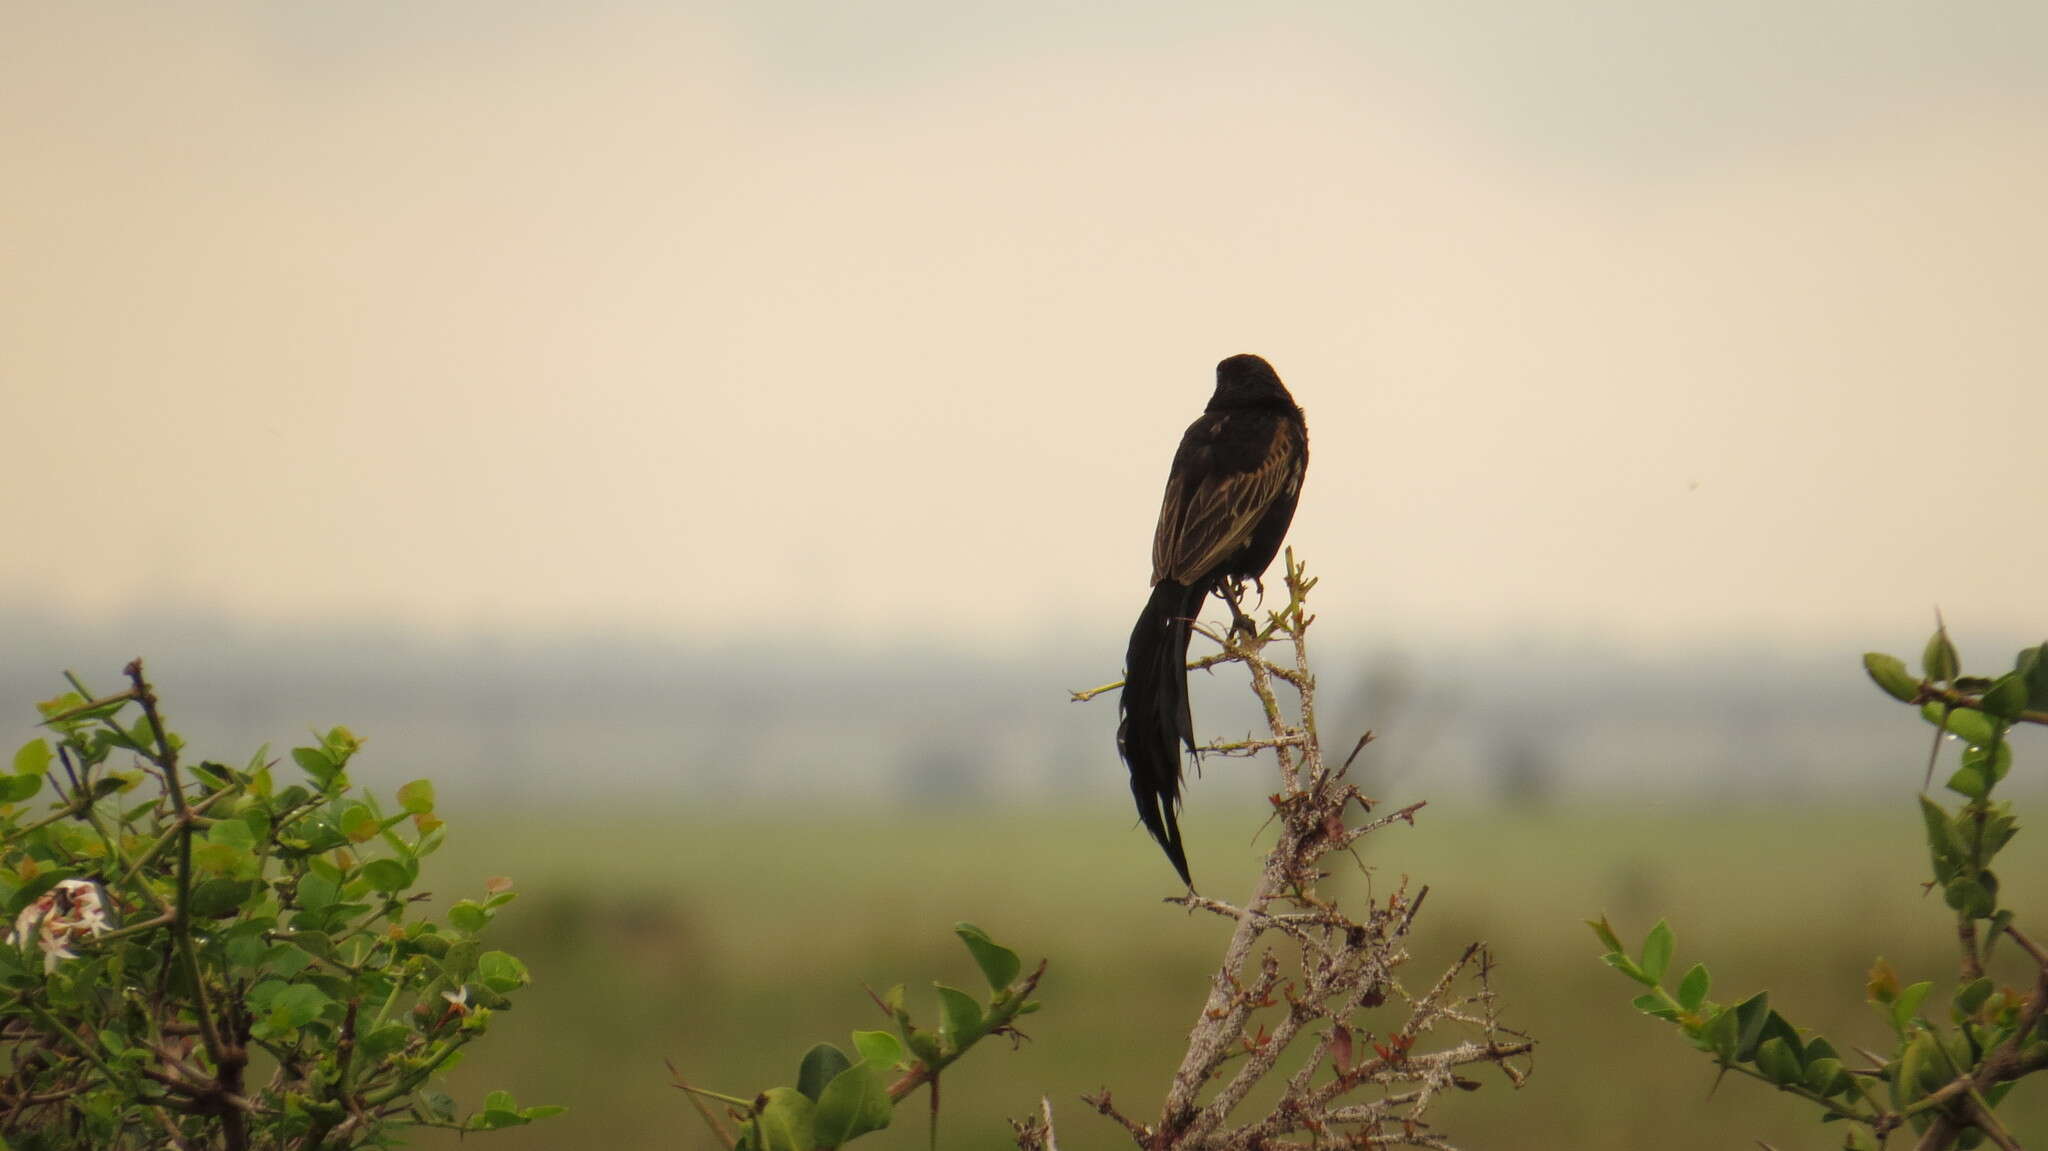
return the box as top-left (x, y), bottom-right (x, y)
top-left (1118, 579), bottom-right (1205, 886)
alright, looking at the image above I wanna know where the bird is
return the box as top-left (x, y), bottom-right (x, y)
top-left (1118, 353), bottom-right (1308, 886)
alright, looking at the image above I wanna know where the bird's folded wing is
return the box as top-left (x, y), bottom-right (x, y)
top-left (1152, 424), bottom-right (1300, 586)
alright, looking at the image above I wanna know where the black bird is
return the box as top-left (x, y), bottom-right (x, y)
top-left (1119, 353), bottom-right (1308, 886)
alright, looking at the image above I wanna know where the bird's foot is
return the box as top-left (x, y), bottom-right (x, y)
top-left (1221, 578), bottom-right (1258, 639)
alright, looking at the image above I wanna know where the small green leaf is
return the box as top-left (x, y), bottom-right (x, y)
top-left (954, 922), bottom-right (1022, 991)
top-left (297, 874), bottom-right (338, 912)
top-left (1863, 653), bottom-right (1919, 702)
top-left (1980, 672), bottom-right (2029, 719)
top-left (1754, 1036), bottom-right (1801, 1084)
top-left (851, 1029), bottom-right (902, 1070)
top-left (11, 740), bottom-right (51, 777)
top-left (189, 878), bottom-right (255, 917)
top-left (1631, 991), bottom-right (1679, 1021)
top-left (477, 950), bottom-right (529, 992)
top-left (2024, 642), bottom-right (2048, 706)
top-left (1953, 977), bottom-right (1994, 1018)
top-left (1700, 1005), bottom-right (1739, 1060)
top-left (1585, 915), bottom-right (1625, 955)
top-left (1676, 963), bottom-right (1710, 1012)
top-left (811, 1062), bottom-right (889, 1147)
top-left (1918, 798), bottom-right (1959, 880)
top-left (361, 858), bottom-right (414, 894)
top-left (1804, 1055), bottom-right (1848, 1096)
top-left (1894, 981), bottom-right (1935, 1031)
top-left (1945, 763), bottom-right (1990, 801)
top-left (520, 1105), bottom-right (567, 1121)
top-left (1731, 992), bottom-right (1771, 1060)
top-left (337, 803), bottom-right (378, 844)
top-left (207, 817), bottom-right (255, 851)
top-left (449, 900), bottom-right (489, 934)
top-left (754, 1087), bottom-right (815, 1151)
top-left (1943, 876), bottom-right (1994, 919)
top-left (1923, 627), bottom-right (1959, 683)
top-left (796, 1043), bottom-right (852, 1103)
top-left (934, 984), bottom-right (983, 1047)
top-left (359, 1023), bottom-right (412, 1059)
top-left (0, 775), bottom-right (44, 803)
top-left (1960, 741), bottom-right (2012, 787)
top-left (1639, 920), bottom-right (1674, 983)
top-left (1921, 702), bottom-right (1998, 745)
top-left (291, 746), bottom-right (337, 782)
top-left (268, 983), bottom-right (332, 1029)
top-left (397, 779), bottom-right (435, 814)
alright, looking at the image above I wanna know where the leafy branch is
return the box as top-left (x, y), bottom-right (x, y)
top-left (1595, 624), bottom-right (2048, 1149)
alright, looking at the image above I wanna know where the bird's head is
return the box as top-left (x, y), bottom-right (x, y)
top-left (1208, 353), bottom-right (1294, 409)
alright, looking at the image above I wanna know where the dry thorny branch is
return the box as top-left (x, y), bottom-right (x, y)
top-left (1060, 551), bottom-right (1532, 1150)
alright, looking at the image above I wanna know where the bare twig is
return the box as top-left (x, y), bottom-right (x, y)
top-left (1079, 551), bottom-right (1531, 1149)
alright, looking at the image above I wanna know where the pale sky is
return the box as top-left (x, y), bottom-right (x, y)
top-left (4, 2), bottom-right (2043, 653)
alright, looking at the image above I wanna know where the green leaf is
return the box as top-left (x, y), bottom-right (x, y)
top-left (1894, 981), bottom-right (1935, 1031)
top-left (520, 1105), bottom-right (567, 1121)
top-left (1804, 1055), bottom-right (1848, 1096)
top-left (397, 779), bottom-right (436, 814)
top-left (291, 746), bottom-right (337, 783)
top-left (1943, 876), bottom-right (1994, 919)
top-left (1921, 702), bottom-right (1999, 745)
top-left (1676, 963), bottom-right (1710, 1012)
top-left (2024, 642), bottom-right (2048, 707)
top-left (1639, 920), bottom-right (1674, 982)
top-left (477, 950), bottom-right (529, 992)
top-left (1918, 797), bottom-right (1959, 880)
top-left (207, 818), bottom-right (256, 851)
top-left (1923, 627), bottom-right (1959, 683)
top-left (1953, 977), bottom-right (1994, 1019)
top-left (0, 775), bottom-right (43, 803)
top-left (1585, 915), bottom-right (1625, 955)
top-left (297, 874), bottom-right (339, 912)
top-left (1863, 653), bottom-right (1919, 702)
top-left (338, 803), bottom-right (379, 844)
top-left (1700, 1005), bottom-right (1739, 1060)
top-left (268, 983), bottom-right (332, 1029)
top-left (1731, 992), bottom-right (1771, 1060)
top-left (811, 1062), bottom-right (889, 1147)
top-left (1631, 991), bottom-right (1679, 1021)
top-left (851, 1029), bottom-right (902, 1070)
top-left (1945, 763), bottom-right (1990, 802)
top-left (1980, 672), bottom-right (2029, 719)
top-left (449, 900), bottom-right (489, 934)
top-left (755, 1087), bottom-right (815, 1151)
top-left (193, 842), bottom-right (250, 877)
top-left (954, 922), bottom-right (1022, 991)
top-left (361, 858), bottom-right (414, 893)
top-left (11, 740), bottom-right (51, 777)
top-left (1960, 741), bottom-right (2012, 787)
top-left (189, 878), bottom-right (255, 918)
top-left (933, 984), bottom-right (983, 1046)
top-left (359, 1023), bottom-right (412, 1059)
top-left (796, 1043), bottom-right (852, 1103)
top-left (1754, 1036), bottom-right (1801, 1084)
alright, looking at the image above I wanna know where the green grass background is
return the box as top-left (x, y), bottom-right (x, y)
top-left (416, 803), bottom-right (2048, 1149)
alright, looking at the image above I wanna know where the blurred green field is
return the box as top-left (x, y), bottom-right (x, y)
top-left (415, 802), bottom-right (2048, 1150)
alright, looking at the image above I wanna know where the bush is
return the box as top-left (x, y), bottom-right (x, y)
top-left (0, 660), bottom-right (555, 1150)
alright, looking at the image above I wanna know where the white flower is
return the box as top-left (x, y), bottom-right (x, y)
top-left (7, 879), bottom-right (113, 974)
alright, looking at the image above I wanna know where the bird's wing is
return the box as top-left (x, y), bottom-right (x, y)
top-left (1152, 418), bottom-right (1301, 586)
